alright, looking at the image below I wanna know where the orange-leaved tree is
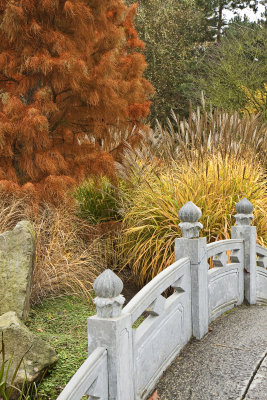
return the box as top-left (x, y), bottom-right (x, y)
top-left (0, 0), bottom-right (153, 201)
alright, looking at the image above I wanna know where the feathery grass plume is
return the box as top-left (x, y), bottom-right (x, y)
top-left (133, 98), bottom-right (267, 171)
top-left (118, 154), bottom-right (267, 286)
top-left (30, 203), bottom-right (104, 303)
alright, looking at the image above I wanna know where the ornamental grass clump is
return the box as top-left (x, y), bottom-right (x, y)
top-left (0, 194), bottom-right (110, 303)
top-left (139, 99), bottom-right (267, 170)
top-left (119, 154), bottom-right (267, 286)
top-left (73, 176), bottom-right (121, 224)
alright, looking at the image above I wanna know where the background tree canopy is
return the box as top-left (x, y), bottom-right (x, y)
top-left (126, 0), bottom-right (208, 122)
top-left (195, 0), bottom-right (260, 41)
top-left (127, 0), bottom-right (266, 123)
top-left (195, 20), bottom-right (267, 116)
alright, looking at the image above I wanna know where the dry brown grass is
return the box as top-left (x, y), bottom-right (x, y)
top-left (0, 194), bottom-right (114, 304)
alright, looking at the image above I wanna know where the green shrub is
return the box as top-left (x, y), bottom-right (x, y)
top-left (196, 21), bottom-right (267, 118)
top-left (126, 0), bottom-right (207, 121)
top-left (73, 177), bottom-right (121, 224)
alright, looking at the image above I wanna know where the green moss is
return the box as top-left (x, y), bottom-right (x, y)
top-left (26, 296), bottom-right (96, 400)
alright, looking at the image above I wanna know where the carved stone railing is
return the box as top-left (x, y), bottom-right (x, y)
top-left (123, 257), bottom-right (191, 399)
top-left (57, 347), bottom-right (108, 400)
top-left (57, 198), bottom-right (267, 400)
top-left (256, 244), bottom-right (267, 304)
top-left (206, 239), bottom-right (244, 322)
top-left (256, 244), bottom-right (267, 268)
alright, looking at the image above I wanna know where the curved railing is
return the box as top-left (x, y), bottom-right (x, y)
top-left (123, 257), bottom-right (190, 323)
top-left (57, 347), bottom-right (108, 400)
top-left (207, 239), bottom-right (243, 262)
top-left (123, 257), bottom-right (191, 399)
top-left (206, 239), bottom-right (244, 322)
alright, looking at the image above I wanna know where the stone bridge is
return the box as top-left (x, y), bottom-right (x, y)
top-left (57, 198), bottom-right (267, 400)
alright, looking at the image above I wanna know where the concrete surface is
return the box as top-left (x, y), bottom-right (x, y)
top-left (155, 304), bottom-right (267, 400)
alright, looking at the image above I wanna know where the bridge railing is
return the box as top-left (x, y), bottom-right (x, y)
top-left (123, 257), bottom-right (192, 399)
top-left (256, 243), bottom-right (267, 304)
top-left (57, 198), bottom-right (267, 400)
top-left (57, 347), bottom-right (108, 400)
top-left (206, 239), bottom-right (244, 323)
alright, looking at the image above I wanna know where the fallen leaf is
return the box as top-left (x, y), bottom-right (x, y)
top-left (148, 390), bottom-right (159, 400)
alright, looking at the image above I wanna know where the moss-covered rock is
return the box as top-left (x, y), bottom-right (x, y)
top-left (0, 220), bottom-right (35, 320)
top-left (0, 311), bottom-right (58, 389)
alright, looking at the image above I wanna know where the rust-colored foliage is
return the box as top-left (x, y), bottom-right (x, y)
top-left (0, 0), bottom-right (153, 201)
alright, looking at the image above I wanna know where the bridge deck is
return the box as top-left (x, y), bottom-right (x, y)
top-left (154, 305), bottom-right (267, 400)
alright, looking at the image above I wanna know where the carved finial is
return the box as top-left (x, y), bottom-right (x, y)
top-left (234, 198), bottom-right (254, 226)
top-left (178, 201), bottom-right (203, 238)
top-left (93, 269), bottom-right (125, 318)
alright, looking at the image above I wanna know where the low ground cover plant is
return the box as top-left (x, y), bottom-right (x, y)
top-left (25, 296), bottom-right (95, 400)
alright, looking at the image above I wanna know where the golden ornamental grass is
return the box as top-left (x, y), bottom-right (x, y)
top-left (119, 154), bottom-right (267, 287)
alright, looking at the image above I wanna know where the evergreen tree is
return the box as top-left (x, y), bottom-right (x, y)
top-left (126, 0), bottom-right (207, 122)
top-left (196, 0), bottom-right (259, 41)
top-left (196, 20), bottom-right (267, 114)
top-left (0, 0), bottom-right (153, 200)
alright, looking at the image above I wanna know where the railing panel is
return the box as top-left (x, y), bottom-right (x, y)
top-left (57, 347), bottom-right (108, 400)
top-left (124, 259), bottom-right (191, 400)
top-left (256, 244), bottom-right (267, 304)
top-left (256, 268), bottom-right (267, 304)
top-left (207, 241), bottom-right (244, 323)
top-left (207, 239), bottom-right (243, 260)
top-left (123, 257), bottom-right (190, 324)
top-left (256, 244), bottom-right (267, 268)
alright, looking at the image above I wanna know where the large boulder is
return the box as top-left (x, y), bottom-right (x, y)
top-left (0, 311), bottom-right (58, 389)
top-left (0, 220), bottom-right (35, 320)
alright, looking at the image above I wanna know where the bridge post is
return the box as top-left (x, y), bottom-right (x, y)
top-left (231, 198), bottom-right (257, 304)
top-left (175, 201), bottom-right (209, 340)
top-left (87, 269), bottom-right (134, 400)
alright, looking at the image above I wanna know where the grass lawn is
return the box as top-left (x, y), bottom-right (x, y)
top-left (26, 295), bottom-right (96, 400)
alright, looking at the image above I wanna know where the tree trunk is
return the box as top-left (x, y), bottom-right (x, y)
top-left (217, 2), bottom-right (224, 42)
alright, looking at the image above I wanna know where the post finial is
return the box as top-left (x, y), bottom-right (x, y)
top-left (234, 198), bottom-right (254, 226)
top-left (93, 269), bottom-right (125, 318)
top-left (178, 201), bottom-right (203, 238)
